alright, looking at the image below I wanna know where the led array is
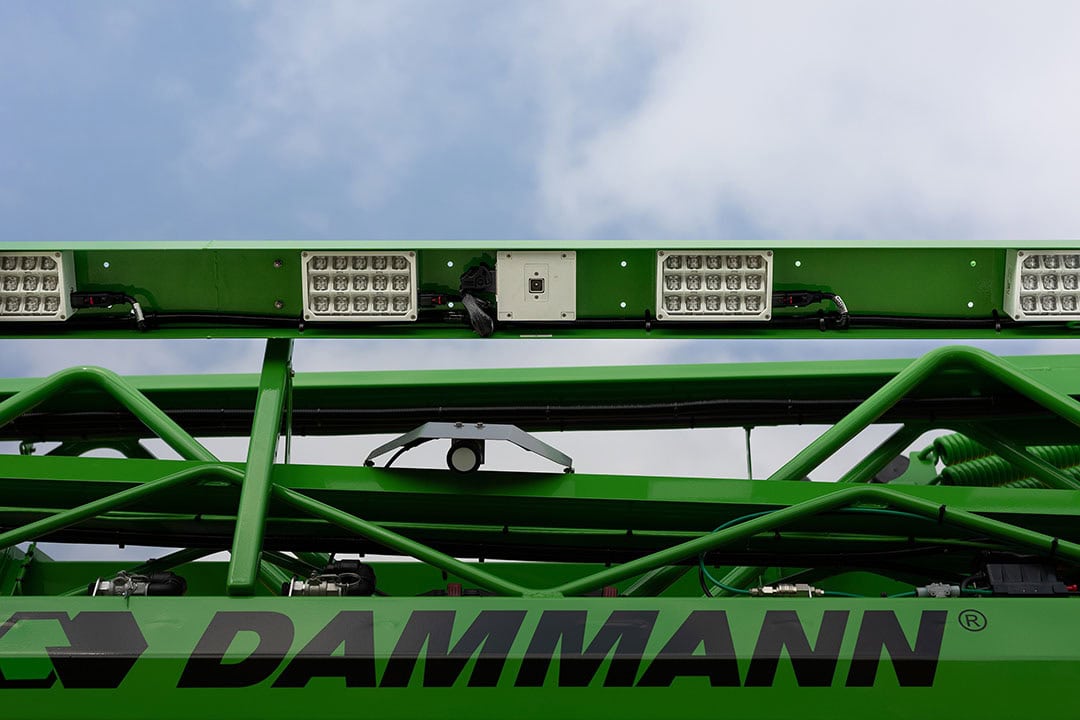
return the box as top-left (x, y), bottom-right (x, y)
top-left (656, 251), bottom-right (772, 321)
top-left (1004, 250), bottom-right (1080, 321)
top-left (0, 252), bottom-right (74, 322)
top-left (301, 251), bottom-right (417, 322)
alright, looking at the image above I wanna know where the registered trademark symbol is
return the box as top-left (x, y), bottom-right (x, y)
top-left (958, 609), bottom-right (987, 632)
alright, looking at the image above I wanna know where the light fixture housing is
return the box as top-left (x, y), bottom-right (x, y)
top-left (655, 250), bottom-right (773, 321)
top-left (0, 251), bottom-right (75, 322)
top-left (1003, 250), bottom-right (1080, 321)
top-left (301, 251), bottom-right (417, 322)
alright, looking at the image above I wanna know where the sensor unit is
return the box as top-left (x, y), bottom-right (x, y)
top-left (0, 251), bottom-right (75, 322)
top-left (656, 250), bottom-right (772, 321)
top-left (1003, 250), bottom-right (1080, 321)
top-left (301, 251), bottom-right (417, 322)
top-left (496, 250), bottom-right (577, 321)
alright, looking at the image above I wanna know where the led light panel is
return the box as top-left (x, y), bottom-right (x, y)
top-left (0, 251), bottom-right (75, 322)
top-left (1003, 250), bottom-right (1080, 321)
top-left (301, 251), bottom-right (417, 322)
top-left (656, 250), bottom-right (773, 321)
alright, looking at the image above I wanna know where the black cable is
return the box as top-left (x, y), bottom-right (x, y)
top-left (960, 571), bottom-right (987, 592)
top-left (144, 313), bottom-right (299, 327)
top-left (34, 305), bottom-right (1052, 334)
top-left (461, 294), bottom-right (494, 337)
top-left (70, 291), bottom-right (147, 331)
top-left (383, 446), bottom-right (409, 469)
top-left (699, 566), bottom-right (713, 597)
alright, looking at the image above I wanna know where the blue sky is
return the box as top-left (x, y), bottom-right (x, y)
top-left (6, 1), bottom-right (1080, 243)
top-left (3, 2), bottom-right (1080, 549)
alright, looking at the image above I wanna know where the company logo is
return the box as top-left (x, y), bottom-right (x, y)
top-left (0, 608), bottom-right (950, 689)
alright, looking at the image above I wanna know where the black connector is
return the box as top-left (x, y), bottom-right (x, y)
top-left (459, 264), bottom-right (496, 294)
top-left (69, 292), bottom-right (132, 308)
top-left (985, 562), bottom-right (1068, 596)
top-left (773, 290), bottom-right (849, 327)
top-left (70, 291), bottom-right (146, 331)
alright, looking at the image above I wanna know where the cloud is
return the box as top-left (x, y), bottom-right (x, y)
top-left (187, 1), bottom-right (1080, 239)
top-left (526, 1), bottom-right (1080, 239)
top-left (185, 1), bottom-right (495, 213)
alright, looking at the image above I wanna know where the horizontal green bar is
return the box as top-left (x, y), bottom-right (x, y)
top-left (0, 244), bottom-right (1078, 338)
top-left (4, 354), bottom-right (1080, 439)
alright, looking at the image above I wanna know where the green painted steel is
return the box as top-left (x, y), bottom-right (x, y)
top-left (3, 242), bottom-right (1080, 719)
top-left (5, 353), bottom-right (1080, 441)
top-left (0, 366), bottom-right (218, 461)
top-left (0, 596), bottom-right (1076, 720)
top-left (227, 339), bottom-right (293, 595)
top-left (767, 346), bottom-right (1080, 483)
top-left (0, 241), bottom-right (1078, 338)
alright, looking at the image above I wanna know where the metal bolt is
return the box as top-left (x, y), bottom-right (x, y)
top-left (455, 422), bottom-right (464, 428)
top-left (274, 300), bottom-right (284, 309)
top-left (273, 258), bottom-right (283, 268)
top-left (476, 422), bottom-right (485, 428)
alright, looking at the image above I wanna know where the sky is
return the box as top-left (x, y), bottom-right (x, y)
top-left (3, 1), bottom-right (1080, 560)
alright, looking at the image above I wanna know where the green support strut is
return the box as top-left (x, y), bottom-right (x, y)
top-left (227, 338), bottom-right (294, 595)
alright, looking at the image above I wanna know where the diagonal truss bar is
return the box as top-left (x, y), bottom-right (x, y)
top-left (547, 484), bottom-right (1080, 597)
top-left (227, 338), bottom-right (293, 595)
top-left (0, 366), bottom-right (217, 462)
top-left (267, 484), bottom-right (532, 597)
top-left (838, 424), bottom-right (927, 483)
top-left (241, 473), bottom-right (1080, 597)
top-left (768, 346), bottom-right (1080, 483)
top-left (0, 464), bottom-right (241, 550)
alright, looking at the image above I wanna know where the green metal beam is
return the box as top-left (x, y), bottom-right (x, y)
top-left (268, 483), bottom-right (533, 597)
top-left (546, 484), bottom-right (1080, 597)
top-left (0, 464), bottom-right (240, 550)
top-left (4, 353), bottom-right (1080, 442)
top-left (0, 242), bottom-right (1079, 339)
top-left (0, 366), bottom-right (218, 462)
top-left (769, 346), bottom-right (1080, 483)
top-left (227, 338), bottom-right (293, 595)
top-left (838, 424), bottom-right (926, 483)
top-left (5, 454), bottom-right (1080, 536)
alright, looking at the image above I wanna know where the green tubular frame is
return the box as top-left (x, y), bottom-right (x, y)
top-left (5, 241), bottom-right (1080, 717)
top-left (2, 240), bottom-right (1080, 340)
top-left (2, 342), bottom-right (1080, 597)
top-left (227, 338), bottom-right (292, 594)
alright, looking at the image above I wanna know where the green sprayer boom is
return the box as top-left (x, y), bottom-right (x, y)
top-left (1, 241), bottom-right (1079, 718)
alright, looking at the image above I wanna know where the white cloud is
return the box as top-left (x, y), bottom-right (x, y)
top-left (186, 0), bottom-right (476, 210)
top-left (526, 1), bottom-right (1080, 239)
top-left (188, 1), bottom-right (1080, 238)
